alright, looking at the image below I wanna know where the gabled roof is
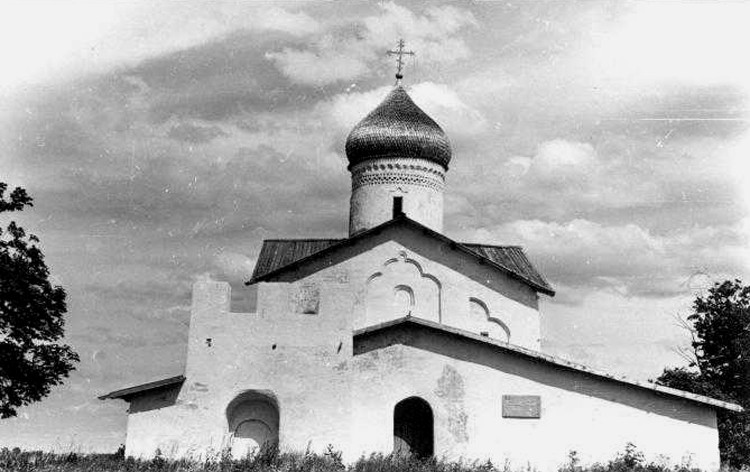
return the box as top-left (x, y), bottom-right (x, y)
top-left (251, 239), bottom-right (343, 281)
top-left (247, 215), bottom-right (554, 296)
top-left (461, 244), bottom-right (550, 292)
top-left (98, 375), bottom-right (185, 401)
top-left (354, 316), bottom-right (743, 412)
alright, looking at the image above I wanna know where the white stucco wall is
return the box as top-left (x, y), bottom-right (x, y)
top-left (352, 329), bottom-right (720, 471)
top-left (120, 234), bottom-right (721, 471)
top-left (124, 276), bottom-right (357, 459)
top-left (349, 158), bottom-right (445, 235)
top-left (124, 385), bottom-right (187, 457)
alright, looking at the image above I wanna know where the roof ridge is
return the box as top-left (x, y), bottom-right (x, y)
top-left (99, 375), bottom-right (185, 400)
top-left (461, 242), bottom-right (524, 249)
top-left (261, 238), bottom-right (345, 242)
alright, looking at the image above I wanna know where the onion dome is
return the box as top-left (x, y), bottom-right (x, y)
top-left (345, 86), bottom-right (452, 170)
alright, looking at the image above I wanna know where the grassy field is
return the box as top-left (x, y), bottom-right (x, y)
top-left (0, 445), bottom-right (723, 472)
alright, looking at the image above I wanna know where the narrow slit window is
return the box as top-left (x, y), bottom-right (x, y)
top-left (393, 196), bottom-right (403, 218)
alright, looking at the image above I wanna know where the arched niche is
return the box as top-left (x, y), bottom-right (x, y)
top-left (226, 391), bottom-right (279, 458)
top-left (394, 285), bottom-right (415, 316)
top-left (362, 252), bottom-right (441, 328)
top-left (469, 297), bottom-right (510, 342)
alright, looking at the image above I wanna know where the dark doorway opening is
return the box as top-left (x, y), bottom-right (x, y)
top-left (393, 396), bottom-right (434, 457)
top-left (393, 196), bottom-right (403, 218)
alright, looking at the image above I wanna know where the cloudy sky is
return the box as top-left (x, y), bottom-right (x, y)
top-left (1, 0), bottom-right (749, 452)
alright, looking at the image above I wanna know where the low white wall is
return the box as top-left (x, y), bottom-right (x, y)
top-left (351, 333), bottom-right (720, 471)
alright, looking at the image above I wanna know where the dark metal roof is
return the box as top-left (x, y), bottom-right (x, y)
top-left (354, 316), bottom-right (743, 412)
top-left (248, 216), bottom-right (554, 295)
top-left (462, 244), bottom-right (552, 293)
top-left (98, 375), bottom-right (185, 401)
top-left (250, 239), bottom-right (343, 281)
top-left (345, 86), bottom-right (452, 170)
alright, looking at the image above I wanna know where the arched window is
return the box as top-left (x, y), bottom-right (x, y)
top-left (226, 391), bottom-right (279, 458)
top-left (393, 396), bottom-right (434, 457)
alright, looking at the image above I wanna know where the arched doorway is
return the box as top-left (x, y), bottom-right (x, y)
top-left (393, 397), bottom-right (434, 457)
top-left (226, 391), bottom-right (279, 458)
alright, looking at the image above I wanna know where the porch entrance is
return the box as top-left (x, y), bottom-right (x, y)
top-left (393, 397), bottom-right (434, 457)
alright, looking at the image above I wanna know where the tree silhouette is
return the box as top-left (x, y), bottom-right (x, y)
top-left (0, 182), bottom-right (79, 418)
top-left (656, 279), bottom-right (750, 467)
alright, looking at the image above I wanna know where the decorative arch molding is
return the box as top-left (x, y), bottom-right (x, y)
top-left (382, 251), bottom-right (443, 291)
top-left (469, 297), bottom-right (511, 342)
top-left (361, 251), bottom-right (442, 328)
top-left (366, 271), bottom-right (383, 284)
top-left (393, 285), bottom-right (415, 315)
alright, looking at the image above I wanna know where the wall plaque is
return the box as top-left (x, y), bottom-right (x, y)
top-left (502, 395), bottom-right (541, 418)
top-left (294, 284), bottom-right (320, 315)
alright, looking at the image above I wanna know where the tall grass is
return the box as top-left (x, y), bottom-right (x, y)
top-left (0, 444), bottom-right (741, 472)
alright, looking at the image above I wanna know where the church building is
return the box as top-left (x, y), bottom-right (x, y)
top-left (101, 65), bottom-right (741, 470)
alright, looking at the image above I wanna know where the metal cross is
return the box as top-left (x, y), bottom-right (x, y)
top-left (387, 39), bottom-right (415, 84)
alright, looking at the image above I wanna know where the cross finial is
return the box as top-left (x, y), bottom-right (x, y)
top-left (387, 39), bottom-right (415, 85)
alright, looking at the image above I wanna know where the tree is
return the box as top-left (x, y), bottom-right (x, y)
top-left (0, 182), bottom-right (79, 418)
top-left (656, 279), bottom-right (750, 468)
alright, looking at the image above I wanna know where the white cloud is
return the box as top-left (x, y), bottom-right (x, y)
top-left (362, 2), bottom-right (477, 64)
top-left (541, 288), bottom-right (697, 379)
top-left (409, 82), bottom-right (488, 136)
top-left (523, 139), bottom-right (596, 180)
top-left (456, 132), bottom-right (747, 224)
top-left (586, 2), bottom-right (750, 91)
top-left (214, 251), bottom-right (257, 280)
top-left (455, 66), bottom-right (516, 104)
top-left (728, 130), bottom-right (750, 214)
top-left (267, 2), bottom-right (477, 85)
top-left (365, 2), bottom-right (476, 39)
top-left (252, 6), bottom-right (321, 36)
top-left (0, 1), bottom-right (320, 93)
top-left (468, 218), bottom-right (750, 297)
top-left (323, 86), bottom-right (394, 130)
top-left (488, 139), bottom-right (654, 213)
top-left (478, 218), bottom-right (665, 280)
top-left (265, 47), bottom-right (369, 86)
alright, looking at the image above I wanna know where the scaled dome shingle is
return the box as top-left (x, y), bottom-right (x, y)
top-left (345, 86), bottom-right (452, 170)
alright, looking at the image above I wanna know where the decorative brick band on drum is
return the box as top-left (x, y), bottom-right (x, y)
top-left (350, 160), bottom-right (446, 191)
top-left (352, 171), bottom-right (445, 191)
